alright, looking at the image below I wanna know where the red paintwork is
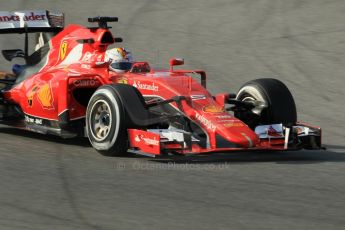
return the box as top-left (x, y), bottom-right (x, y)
top-left (1, 22), bottom-right (320, 155)
top-left (128, 129), bottom-right (161, 155)
top-left (4, 24), bottom-right (111, 120)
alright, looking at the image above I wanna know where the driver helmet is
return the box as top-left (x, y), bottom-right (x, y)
top-left (105, 47), bottom-right (134, 73)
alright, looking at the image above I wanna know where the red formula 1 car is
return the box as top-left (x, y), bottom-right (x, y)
top-left (0, 11), bottom-right (321, 156)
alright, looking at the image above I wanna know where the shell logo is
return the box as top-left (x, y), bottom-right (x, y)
top-left (117, 78), bottom-right (128, 84)
top-left (223, 122), bottom-right (244, 128)
top-left (59, 41), bottom-right (68, 61)
top-left (37, 83), bottom-right (54, 110)
top-left (203, 105), bottom-right (224, 113)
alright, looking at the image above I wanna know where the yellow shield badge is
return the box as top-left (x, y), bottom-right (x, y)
top-left (59, 41), bottom-right (68, 61)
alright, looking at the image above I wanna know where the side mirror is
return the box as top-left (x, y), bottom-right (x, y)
top-left (169, 58), bottom-right (184, 71)
top-left (2, 49), bottom-right (25, 61)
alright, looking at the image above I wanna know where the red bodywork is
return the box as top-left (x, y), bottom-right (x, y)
top-left (1, 22), bottom-right (321, 155)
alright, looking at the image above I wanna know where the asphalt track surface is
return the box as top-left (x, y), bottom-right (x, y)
top-left (1, 1), bottom-right (345, 229)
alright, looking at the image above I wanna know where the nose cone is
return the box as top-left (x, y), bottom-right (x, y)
top-left (192, 102), bottom-right (259, 148)
top-left (216, 121), bottom-right (259, 148)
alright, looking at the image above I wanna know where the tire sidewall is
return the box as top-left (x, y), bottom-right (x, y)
top-left (86, 87), bottom-right (122, 151)
top-left (236, 85), bottom-right (267, 103)
top-left (236, 78), bottom-right (297, 125)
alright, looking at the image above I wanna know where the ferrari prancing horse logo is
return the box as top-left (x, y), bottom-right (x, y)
top-left (59, 41), bottom-right (68, 61)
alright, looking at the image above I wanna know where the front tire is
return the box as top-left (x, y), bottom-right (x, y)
top-left (86, 85), bottom-right (128, 156)
top-left (236, 78), bottom-right (297, 127)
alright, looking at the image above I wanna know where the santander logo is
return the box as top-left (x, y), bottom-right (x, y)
top-left (0, 12), bottom-right (46, 22)
top-left (135, 135), bottom-right (159, 146)
top-left (132, 81), bottom-right (159, 91)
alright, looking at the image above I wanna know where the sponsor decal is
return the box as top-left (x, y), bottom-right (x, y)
top-left (216, 119), bottom-right (236, 123)
top-left (73, 79), bottom-right (97, 87)
top-left (96, 54), bottom-right (104, 62)
top-left (81, 64), bottom-right (91, 69)
top-left (132, 81), bottom-right (159, 91)
top-left (267, 125), bottom-right (283, 137)
top-left (203, 105), bottom-right (224, 113)
top-left (215, 115), bottom-right (232, 119)
top-left (0, 12), bottom-right (46, 22)
top-left (37, 83), bottom-right (54, 110)
top-left (59, 41), bottom-right (68, 61)
top-left (195, 113), bottom-right (216, 132)
top-left (191, 95), bottom-right (206, 100)
top-left (82, 52), bottom-right (92, 62)
top-left (25, 115), bottom-right (43, 125)
top-left (254, 124), bottom-right (284, 138)
top-left (27, 85), bottom-right (39, 107)
top-left (117, 77), bottom-right (128, 84)
top-left (223, 121), bottom-right (244, 128)
top-left (58, 44), bottom-right (83, 66)
top-left (135, 134), bottom-right (159, 146)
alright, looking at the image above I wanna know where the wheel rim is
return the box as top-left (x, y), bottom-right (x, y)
top-left (89, 100), bottom-right (112, 141)
top-left (242, 96), bottom-right (256, 103)
top-left (236, 88), bottom-right (269, 126)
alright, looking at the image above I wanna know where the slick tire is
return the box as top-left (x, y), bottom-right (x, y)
top-left (236, 78), bottom-right (297, 126)
top-left (86, 85), bottom-right (128, 156)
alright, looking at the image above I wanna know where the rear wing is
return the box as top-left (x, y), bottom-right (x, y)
top-left (0, 10), bottom-right (64, 34)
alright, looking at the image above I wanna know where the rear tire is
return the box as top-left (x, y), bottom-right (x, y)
top-left (86, 85), bottom-right (128, 156)
top-left (236, 78), bottom-right (297, 127)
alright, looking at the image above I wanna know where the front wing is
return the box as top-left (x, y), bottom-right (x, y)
top-left (127, 122), bottom-right (322, 157)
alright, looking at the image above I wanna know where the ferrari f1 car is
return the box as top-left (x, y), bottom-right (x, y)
top-left (0, 11), bottom-right (322, 156)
